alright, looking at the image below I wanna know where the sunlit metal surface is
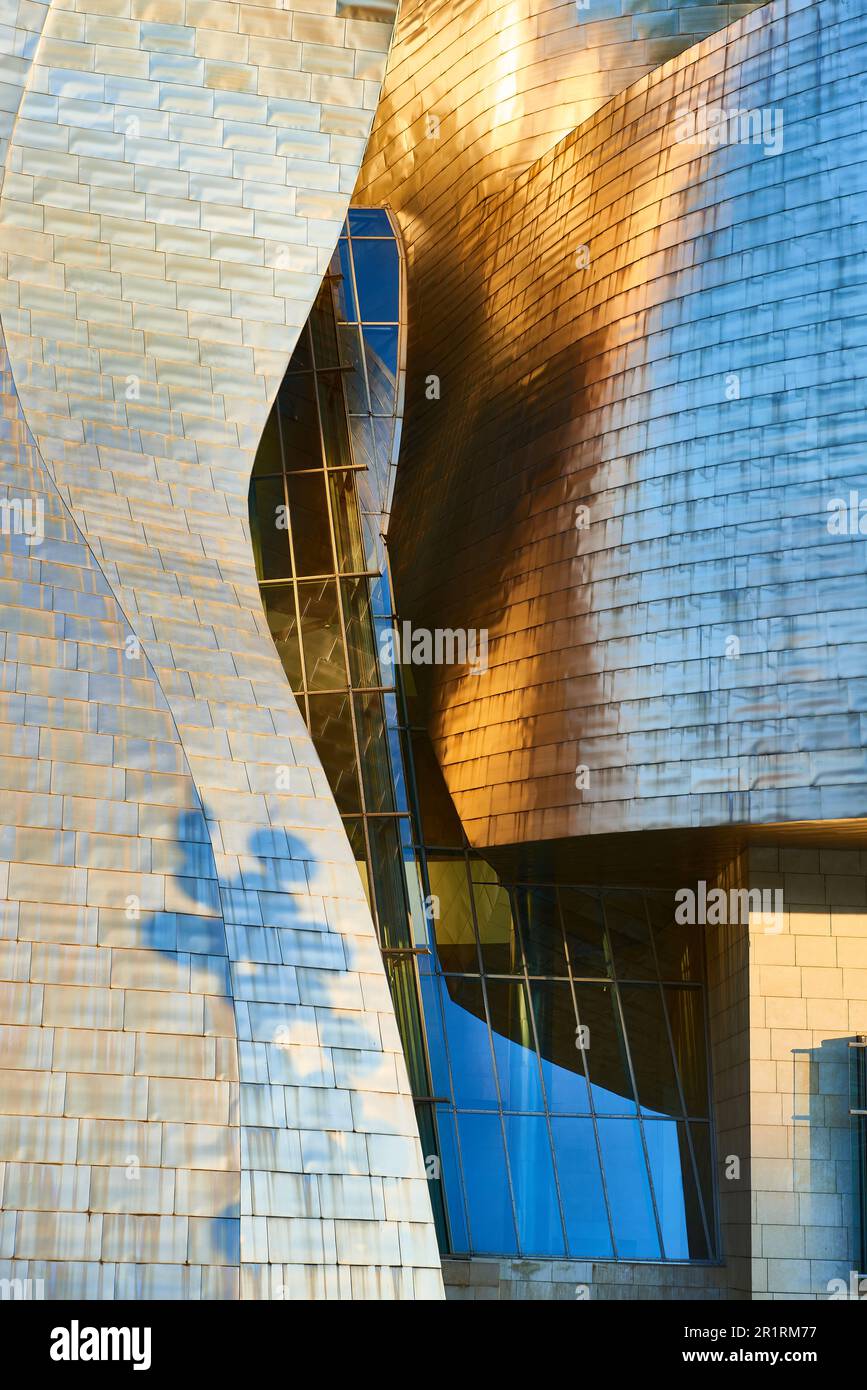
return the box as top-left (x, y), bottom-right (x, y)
top-left (0, 0), bottom-right (442, 1298)
top-left (378, 0), bottom-right (867, 852)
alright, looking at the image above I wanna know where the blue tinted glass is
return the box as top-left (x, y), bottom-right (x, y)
top-left (530, 980), bottom-right (591, 1113)
top-left (440, 978), bottom-right (498, 1109)
top-left (419, 975), bottom-right (452, 1099)
top-left (348, 208), bottom-right (392, 236)
top-left (458, 1113), bottom-right (517, 1254)
top-left (486, 979), bottom-right (544, 1111)
top-left (436, 1106), bottom-right (468, 1252)
top-left (331, 238), bottom-right (356, 321)
top-left (505, 1115), bottom-right (564, 1255)
top-left (574, 983), bottom-right (636, 1115)
top-left (352, 239), bottom-right (399, 322)
top-left (644, 1119), bottom-right (707, 1260)
top-left (596, 1118), bottom-right (660, 1259)
top-left (551, 1117), bottom-right (613, 1257)
top-left (363, 325), bottom-right (398, 413)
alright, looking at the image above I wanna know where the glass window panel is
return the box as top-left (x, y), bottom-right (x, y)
top-left (420, 975), bottom-right (452, 1100)
top-left (551, 1117), bottom-right (613, 1258)
top-left (643, 1119), bottom-right (708, 1260)
top-left (310, 283), bottom-right (341, 367)
top-left (647, 890), bottom-right (700, 982)
top-left (619, 984), bottom-right (682, 1118)
top-left (368, 817), bottom-right (411, 950)
top-left (316, 372), bottom-right (354, 471)
top-left (473, 879), bottom-right (521, 974)
top-left (342, 815), bottom-right (370, 909)
top-left (348, 207), bottom-right (392, 236)
top-left (352, 238), bottom-right (399, 321)
top-left (337, 325), bottom-right (368, 412)
top-left (285, 471), bottom-right (333, 576)
top-left (330, 239), bottom-right (357, 322)
top-left (530, 981), bottom-right (591, 1114)
top-left (560, 887), bottom-right (610, 979)
top-left (573, 983), bottom-right (636, 1115)
top-left (342, 577), bottom-right (379, 687)
top-left (250, 476), bottom-right (291, 580)
top-left (515, 886), bottom-right (568, 976)
top-left (486, 979), bottom-right (544, 1112)
top-left (329, 472), bottom-right (365, 573)
top-left (605, 892), bottom-right (656, 980)
top-left (436, 1106), bottom-right (469, 1252)
top-left (441, 978), bottom-right (497, 1109)
top-left (306, 693), bottom-right (360, 813)
top-left (415, 1101), bottom-right (448, 1249)
top-left (363, 325), bottom-right (398, 414)
top-left (457, 1113), bottom-right (517, 1255)
top-left (277, 372), bottom-right (321, 471)
top-left (260, 584), bottom-right (302, 690)
top-left (427, 857), bottom-right (477, 972)
top-left (286, 321), bottom-right (313, 371)
top-left (297, 579), bottom-right (346, 690)
top-left (384, 953), bottom-right (427, 1089)
top-left (690, 1121), bottom-right (716, 1256)
top-left (504, 1115), bottom-right (564, 1255)
top-left (349, 414), bottom-right (375, 472)
top-left (665, 987), bottom-right (709, 1118)
top-left (251, 405), bottom-right (282, 477)
top-left (354, 690), bottom-right (395, 813)
top-left (596, 1118), bottom-right (661, 1259)
top-left (384, 695), bottom-right (409, 813)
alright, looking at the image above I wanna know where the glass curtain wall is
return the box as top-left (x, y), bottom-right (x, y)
top-left (250, 210), bottom-right (719, 1264)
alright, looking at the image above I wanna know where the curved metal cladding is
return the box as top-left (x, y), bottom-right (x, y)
top-left (0, 0), bottom-right (443, 1299)
top-left (355, 0), bottom-right (761, 218)
top-left (378, 0), bottom-right (867, 851)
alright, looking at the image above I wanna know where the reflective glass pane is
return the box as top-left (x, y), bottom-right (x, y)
top-left (690, 1121), bottom-right (716, 1256)
top-left (420, 974), bottom-right (452, 1100)
top-left (619, 984), bottom-right (682, 1118)
top-left (297, 580), bottom-right (346, 690)
top-left (647, 890), bottom-right (700, 981)
top-left (530, 981), bottom-right (590, 1114)
top-left (363, 325), bottom-right (398, 413)
top-left (285, 471), bottom-right (332, 576)
top-left (473, 879), bottom-right (521, 974)
top-left (277, 373), bottom-right (321, 471)
top-left (342, 815), bottom-right (370, 910)
top-left (643, 1119), bottom-right (708, 1260)
top-left (342, 577), bottom-right (378, 687)
top-left (250, 476), bottom-right (291, 580)
top-left (440, 978), bottom-right (497, 1109)
top-left (352, 238), bottom-right (399, 321)
top-left (457, 1113), bottom-right (517, 1255)
top-left (330, 239), bottom-right (356, 322)
top-left (368, 817), bottom-right (411, 950)
top-left (505, 1115), bottom-right (564, 1255)
top-left (306, 693), bottom-right (360, 813)
top-left (436, 1106), bottom-right (469, 1252)
top-left (286, 320), bottom-right (313, 371)
top-left (348, 208), bottom-right (392, 236)
top-left (261, 585), bottom-right (302, 690)
top-left (486, 979), bottom-right (544, 1112)
top-left (665, 987), bottom-right (709, 1118)
top-left (605, 892), bottom-right (656, 979)
top-left (551, 1117), bottom-right (613, 1258)
top-left (251, 405), bottom-right (282, 477)
top-left (573, 983), bottom-right (635, 1115)
top-left (560, 887), bottom-right (610, 978)
top-left (384, 953), bottom-right (426, 1089)
top-left (515, 886), bottom-right (568, 975)
top-left (310, 283), bottom-right (340, 367)
top-left (337, 325), bottom-right (368, 411)
top-left (596, 1118), bottom-right (660, 1259)
top-left (354, 690), bottom-right (395, 813)
top-left (427, 857), bottom-right (476, 971)
top-left (316, 372), bottom-right (354, 470)
top-left (329, 472), bottom-right (365, 573)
